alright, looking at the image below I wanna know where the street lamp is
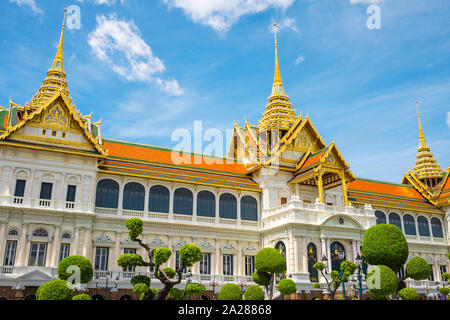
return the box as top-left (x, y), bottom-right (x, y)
top-left (185, 268), bottom-right (192, 300)
top-left (210, 276), bottom-right (218, 295)
top-left (321, 255), bottom-right (328, 274)
top-left (238, 279), bottom-right (246, 294)
top-left (95, 271), bottom-right (118, 300)
top-left (353, 253), bottom-right (367, 300)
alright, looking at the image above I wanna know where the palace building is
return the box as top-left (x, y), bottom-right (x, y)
top-left (0, 13), bottom-right (448, 300)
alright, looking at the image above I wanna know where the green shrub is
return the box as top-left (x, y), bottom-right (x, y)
top-left (158, 267), bottom-right (176, 279)
top-left (131, 275), bottom-right (151, 287)
top-left (218, 283), bottom-right (243, 300)
top-left (169, 288), bottom-right (184, 300)
top-left (366, 265), bottom-right (398, 299)
top-left (277, 279), bottom-right (297, 295)
top-left (362, 224), bottom-right (409, 272)
top-left (405, 257), bottom-right (432, 280)
top-left (57, 255), bottom-right (93, 284)
top-left (37, 280), bottom-right (74, 300)
top-left (244, 285), bottom-right (265, 300)
top-left (252, 271), bottom-right (271, 286)
top-left (338, 297), bottom-right (345, 300)
top-left (153, 248), bottom-right (172, 266)
top-left (133, 283), bottom-right (149, 295)
top-left (313, 298), bottom-right (321, 300)
top-left (312, 283), bottom-right (321, 289)
top-left (184, 283), bottom-right (205, 297)
top-left (439, 287), bottom-right (450, 296)
top-left (126, 218), bottom-right (143, 240)
top-left (180, 244), bottom-right (202, 268)
top-left (73, 294), bottom-right (93, 301)
top-left (313, 262), bottom-right (326, 272)
top-left (398, 288), bottom-right (419, 300)
top-left (255, 248), bottom-right (286, 274)
top-left (441, 272), bottom-right (450, 282)
top-left (118, 254), bottom-right (144, 270)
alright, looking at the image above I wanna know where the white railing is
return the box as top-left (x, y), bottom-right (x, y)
top-left (95, 207), bottom-right (118, 215)
top-left (2, 196), bottom-right (93, 213)
top-left (0, 266), bottom-right (14, 275)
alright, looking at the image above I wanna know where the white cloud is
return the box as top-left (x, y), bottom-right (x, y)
top-left (295, 55), bottom-right (304, 65)
top-left (88, 14), bottom-right (183, 96)
top-left (349, 0), bottom-right (384, 4)
top-left (269, 17), bottom-right (299, 34)
top-left (77, 0), bottom-right (125, 5)
top-left (9, 0), bottom-right (43, 15)
top-left (447, 112), bottom-right (450, 128)
top-left (162, 0), bottom-right (296, 33)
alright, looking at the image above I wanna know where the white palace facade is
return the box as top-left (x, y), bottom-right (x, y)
top-left (0, 15), bottom-right (448, 300)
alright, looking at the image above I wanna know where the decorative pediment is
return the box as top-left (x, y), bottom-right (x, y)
top-left (17, 269), bottom-right (55, 282)
top-left (221, 241), bottom-right (237, 254)
top-left (173, 239), bottom-right (188, 249)
top-left (0, 93), bottom-right (106, 157)
top-left (95, 234), bottom-right (112, 242)
top-left (242, 243), bottom-right (257, 254)
top-left (149, 236), bottom-right (166, 248)
top-left (199, 240), bottom-right (214, 252)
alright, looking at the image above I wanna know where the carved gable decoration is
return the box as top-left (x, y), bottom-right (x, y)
top-left (242, 243), bottom-right (257, 254)
top-left (174, 239), bottom-right (188, 249)
top-left (199, 240), bottom-right (214, 252)
top-left (149, 236), bottom-right (166, 248)
top-left (221, 241), bottom-right (237, 254)
top-left (95, 234), bottom-right (112, 242)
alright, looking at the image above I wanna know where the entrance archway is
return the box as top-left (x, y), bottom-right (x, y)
top-left (330, 241), bottom-right (346, 271)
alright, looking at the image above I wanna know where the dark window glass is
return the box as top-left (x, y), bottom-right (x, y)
top-left (330, 241), bottom-right (346, 271)
top-left (307, 243), bottom-right (319, 282)
top-left (219, 193), bottom-right (237, 219)
top-left (223, 255), bottom-right (233, 275)
top-left (95, 247), bottom-right (109, 271)
top-left (197, 191), bottom-right (215, 217)
top-left (66, 185), bottom-right (76, 202)
top-left (123, 248), bottom-right (136, 272)
top-left (375, 211), bottom-right (386, 224)
top-left (59, 243), bottom-right (70, 261)
top-left (388, 212), bottom-right (402, 230)
top-left (149, 185), bottom-right (170, 213)
top-left (431, 218), bottom-right (443, 238)
top-left (200, 253), bottom-right (211, 274)
top-left (241, 196), bottom-right (258, 221)
top-left (28, 243), bottom-right (47, 267)
top-left (417, 216), bottom-right (430, 237)
top-left (95, 179), bottom-right (119, 209)
top-left (123, 182), bottom-right (145, 211)
top-left (3, 241), bottom-right (17, 266)
top-left (173, 188), bottom-right (193, 215)
top-left (429, 265), bottom-right (434, 281)
top-left (403, 214), bottom-right (416, 235)
top-left (245, 256), bottom-right (255, 276)
top-left (39, 182), bottom-right (53, 200)
top-left (14, 180), bottom-right (26, 197)
top-left (175, 251), bottom-right (187, 273)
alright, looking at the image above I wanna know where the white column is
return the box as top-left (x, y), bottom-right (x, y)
top-left (237, 196), bottom-right (241, 225)
top-left (215, 240), bottom-right (221, 275)
top-left (50, 226), bottom-right (61, 267)
top-left (293, 236), bottom-right (299, 273)
top-left (82, 227), bottom-right (92, 259)
top-left (0, 222), bottom-right (7, 264)
top-left (72, 227), bottom-right (80, 256)
top-left (144, 186), bottom-right (149, 213)
top-left (118, 183), bottom-right (124, 213)
top-left (326, 238), bottom-right (332, 271)
top-left (0, 166), bottom-right (13, 197)
top-left (193, 193), bottom-right (197, 222)
top-left (320, 238), bottom-right (326, 262)
top-left (114, 232), bottom-right (121, 270)
top-left (237, 242), bottom-right (242, 276)
top-left (215, 193), bottom-right (220, 223)
top-left (301, 237), bottom-right (308, 273)
top-left (352, 240), bottom-right (357, 261)
top-left (16, 223), bottom-right (29, 266)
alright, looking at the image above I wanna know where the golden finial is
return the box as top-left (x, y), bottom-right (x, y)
top-left (416, 100), bottom-right (426, 147)
top-left (272, 21), bottom-right (283, 88)
top-left (52, 8), bottom-right (67, 71)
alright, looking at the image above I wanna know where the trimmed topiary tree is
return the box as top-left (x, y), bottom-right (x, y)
top-left (218, 283), bottom-right (243, 300)
top-left (277, 278), bottom-right (297, 299)
top-left (366, 265), bottom-right (398, 300)
top-left (405, 257), bottom-right (432, 280)
top-left (244, 285), bottom-right (265, 300)
top-left (73, 294), bottom-right (93, 301)
top-left (184, 283), bottom-right (206, 299)
top-left (117, 218), bottom-right (203, 300)
top-left (37, 280), bottom-right (74, 300)
top-left (313, 260), bottom-right (357, 300)
top-left (168, 288), bottom-right (184, 300)
top-left (252, 247), bottom-right (286, 300)
top-left (398, 288), bottom-right (419, 300)
top-left (58, 255), bottom-right (94, 285)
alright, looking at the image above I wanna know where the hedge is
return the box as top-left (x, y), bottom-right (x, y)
top-left (277, 279), bottom-right (297, 295)
top-left (218, 283), bottom-right (243, 300)
top-left (244, 285), bottom-right (265, 300)
top-left (398, 288), bottom-right (419, 300)
top-left (255, 248), bottom-right (286, 274)
top-left (366, 265), bottom-right (398, 299)
top-left (37, 280), bottom-right (74, 300)
top-left (73, 294), bottom-right (93, 301)
top-left (57, 255), bottom-right (93, 284)
top-left (405, 257), bottom-right (432, 280)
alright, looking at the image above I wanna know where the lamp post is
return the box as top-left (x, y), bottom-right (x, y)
top-left (210, 276), bottom-right (218, 295)
top-left (337, 249), bottom-right (346, 299)
top-left (238, 279), bottom-right (246, 294)
top-left (185, 268), bottom-right (192, 300)
top-left (354, 253), bottom-right (366, 300)
top-left (95, 271), bottom-right (118, 300)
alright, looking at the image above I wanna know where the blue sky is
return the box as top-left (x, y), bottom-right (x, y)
top-left (0, 0), bottom-right (449, 182)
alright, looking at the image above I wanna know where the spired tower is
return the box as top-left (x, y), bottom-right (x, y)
top-left (258, 22), bottom-right (297, 154)
top-left (412, 102), bottom-right (443, 188)
top-left (29, 8), bottom-right (72, 109)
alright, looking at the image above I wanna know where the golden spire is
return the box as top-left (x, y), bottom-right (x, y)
top-left (52, 8), bottom-right (67, 71)
top-left (412, 101), bottom-right (443, 187)
top-left (258, 21), bottom-right (296, 134)
top-left (30, 8), bottom-right (71, 108)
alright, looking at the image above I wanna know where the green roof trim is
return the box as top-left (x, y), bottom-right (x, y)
top-left (354, 177), bottom-right (414, 189)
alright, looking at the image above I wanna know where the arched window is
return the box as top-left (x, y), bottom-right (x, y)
top-left (275, 241), bottom-right (287, 261)
top-left (173, 188), bottom-right (193, 215)
top-left (417, 216), bottom-right (430, 237)
top-left (95, 179), bottom-right (119, 209)
top-left (431, 218), bottom-right (443, 238)
top-left (33, 229), bottom-right (48, 237)
top-left (403, 214), bottom-right (416, 235)
top-left (307, 243), bottom-right (318, 282)
top-left (197, 191), bottom-right (215, 217)
top-left (330, 241), bottom-right (346, 271)
top-left (149, 185), bottom-right (170, 213)
top-left (123, 182), bottom-right (145, 211)
top-left (375, 211), bottom-right (386, 224)
top-left (62, 233), bottom-right (71, 239)
top-left (219, 193), bottom-right (237, 219)
top-left (8, 230), bottom-right (18, 236)
top-left (241, 196), bottom-right (258, 221)
top-left (389, 212), bottom-right (402, 230)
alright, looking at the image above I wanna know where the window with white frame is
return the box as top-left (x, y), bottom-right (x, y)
top-left (245, 256), bottom-right (255, 276)
top-left (175, 251), bottom-right (187, 274)
top-left (123, 248), bottom-right (136, 272)
top-left (39, 182), bottom-right (53, 200)
top-left (59, 243), bottom-right (70, 262)
top-left (3, 241), bottom-right (17, 266)
top-left (440, 265), bottom-right (447, 278)
top-left (94, 247), bottom-right (109, 271)
top-left (14, 180), bottom-right (26, 197)
top-left (223, 254), bottom-right (233, 276)
top-left (428, 265), bottom-right (434, 281)
top-left (28, 242), bottom-right (47, 267)
top-left (200, 253), bottom-right (210, 275)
